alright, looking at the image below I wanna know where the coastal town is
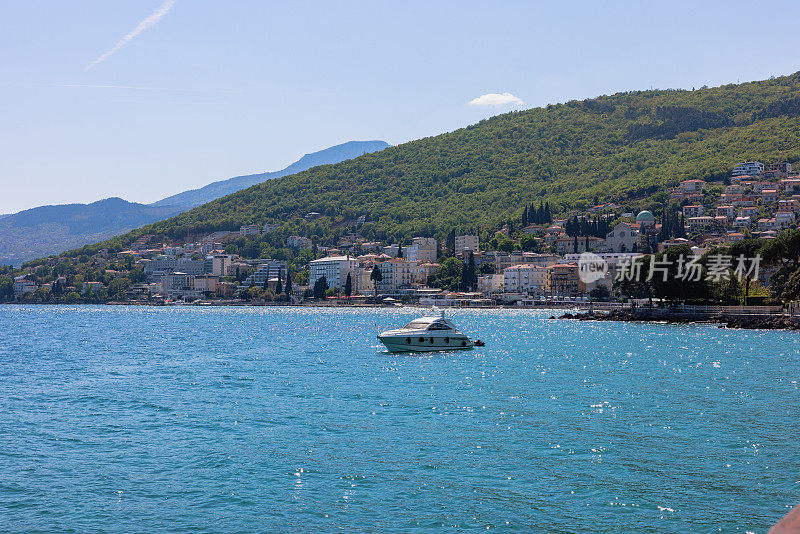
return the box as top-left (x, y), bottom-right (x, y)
top-left (5, 160), bottom-right (800, 306)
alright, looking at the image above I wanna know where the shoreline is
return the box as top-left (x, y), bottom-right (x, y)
top-left (558, 310), bottom-right (800, 330)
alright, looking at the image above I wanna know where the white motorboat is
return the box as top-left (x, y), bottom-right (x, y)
top-left (377, 311), bottom-right (478, 352)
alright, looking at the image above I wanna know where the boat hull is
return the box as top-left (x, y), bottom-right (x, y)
top-left (378, 334), bottom-right (473, 353)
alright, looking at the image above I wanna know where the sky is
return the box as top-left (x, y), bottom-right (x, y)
top-left (2, 0), bottom-right (800, 214)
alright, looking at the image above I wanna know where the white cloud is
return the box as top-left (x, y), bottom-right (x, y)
top-left (84, 0), bottom-right (176, 71)
top-left (468, 92), bottom-right (523, 107)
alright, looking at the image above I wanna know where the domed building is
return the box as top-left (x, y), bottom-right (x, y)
top-left (636, 210), bottom-right (656, 230)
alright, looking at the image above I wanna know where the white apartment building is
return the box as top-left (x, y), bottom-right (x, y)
top-left (206, 254), bottom-right (235, 277)
top-left (374, 258), bottom-right (413, 292)
top-left (405, 237), bottom-right (438, 262)
top-left (161, 272), bottom-right (200, 299)
top-left (478, 274), bottom-right (504, 294)
top-left (13, 278), bottom-right (37, 298)
top-left (455, 235), bottom-right (479, 253)
top-left (240, 224), bottom-right (261, 236)
top-left (309, 256), bottom-right (357, 289)
top-left (503, 264), bottom-right (550, 295)
top-left (732, 161), bottom-right (764, 177)
top-left (243, 261), bottom-right (288, 287)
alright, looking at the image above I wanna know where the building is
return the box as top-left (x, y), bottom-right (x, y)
top-left (240, 224), bottom-right (261, 236)
top-left (761, 189), bottom-right (778, 203)
top-left (478, 274), bottom-right (504, 294)
top-left (503, 264), bottom-right (550, 295)
top-left (353, 267), bottom-right (375, 295)
top-left (13, 278), bottom-right (37, 299)
top-left (286, 236), bottom-right (313, 250)
top-left (683, 205), bottom-right (705, 218)
top-left (555, 235), bottom-right (604, 255)
top-left (636, 210), bottom-right (656, 230)
top-left (243, 261), bottom-right (289, 288)
top-left (263, 223), bottom-right (281, 233)
top-left (143, 258), bottom-right (207, 278)
top-left (374, 258), bottom-right (413, 292)
top-left (410, 262), bottom-right (439, 284)
top-left (770, 162), bottom-right (792, 175)
top-left (778, 199), bottom-right (800, 213)
top-left (604, 223), bottom-right (640, 253)
top-left (161, 272), bottom-right (199, 299)
top-left (716, 205), bottom-right (735, 219)
top-left (775, 211), bottom-right (796, 229)
top-left (679, 179), bottom-right (706, 193)
top-left (740, 206), bottom-right (759, 218)
top-left (732, 161), bottom-right (764, 177)
top-left (780, 178), bottom-right (800, 195)
top-left (687, 216), bottom-right (714, 232)
top-left (205, 254), bottom-right (233, 277)
top-left (193, 275), bottom-right (219, 294)
top-left (309, 256), bottom-right (357, 290)
top-left (455, 235), bottom-right (480, 254)
top-left (547, 263), bottom-right (581, 297)
top-left (405, 237), bottom-right (438, 262)
top-left (733, 216), bottom-right (752, 229)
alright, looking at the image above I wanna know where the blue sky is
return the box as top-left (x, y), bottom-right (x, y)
top-left (2, 0), bottom-right (800, 214)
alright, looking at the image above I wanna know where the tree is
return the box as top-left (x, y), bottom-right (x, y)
top-left (275, 270), bottom-right (283, 295)
top-left (313, 276), bottom-right (329, 299)
top-left (498, 239), bottom-right (515, 252)
top-left (284, 271), bottom-right (292, 299)
top-left (729, 239), bottom-right (763, 303)
top-left (447, 228), bottom-right (456, 257)
top-left (462, 251), bottom-right (477, 291)
top-left (428, 257), bottom-right (462, 291)
top-left (396, 245), bottom-right (403, 258)
top-left (370, 266), bottom-right (383, 295)
top-left (344, 272), bottom-right (352, 296)
top-left (519, 234), bottom-right (539, 252)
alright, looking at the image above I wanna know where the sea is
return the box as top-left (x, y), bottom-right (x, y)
top-left (0, 305), bottom-right (798, 533)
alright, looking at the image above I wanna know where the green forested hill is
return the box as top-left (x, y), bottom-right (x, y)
top-left (66, 72), bottom-right (800, 251)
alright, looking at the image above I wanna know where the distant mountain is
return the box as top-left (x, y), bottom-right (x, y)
top-left (0, 198), bottom-right (181, 266)
top-left (0, 140), bottom-right (389, 265)
top-left (151, 140), bottom-right (390, 209)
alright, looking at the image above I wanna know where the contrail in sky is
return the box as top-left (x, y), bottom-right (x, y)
top-left (84, 0), bottom-right (175, 71)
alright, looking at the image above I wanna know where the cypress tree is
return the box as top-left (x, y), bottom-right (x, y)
top-left (522, 206), bottom-right (529, 228)
top-left (344, 273), bottom-right (352, 296)
top-left (275, 270), bottom-right (283, 295)
top-left (396, 244), bottom-right (403, 258)
top-left (284, 271), bottom-right (292, 298)
top-left (573, 235), bottom-right (579, 253)
top-left (544, 202), bottom-right (551, 223)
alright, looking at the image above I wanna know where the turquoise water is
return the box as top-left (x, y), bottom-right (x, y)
top-left (1, 305), bottom-right (798, 533)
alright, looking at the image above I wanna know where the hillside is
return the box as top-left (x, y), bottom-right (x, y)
top-left (56, 72), bottom-right (800, 255)
top-left (151, 140), bottom-right (390, 209)
top-left (1, 140), bottom-right (388, 265)
top-left (0, 198), bottom-right (179, 266)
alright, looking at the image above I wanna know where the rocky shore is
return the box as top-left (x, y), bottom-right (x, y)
top-left (557, 310), bottom-right (800, 330)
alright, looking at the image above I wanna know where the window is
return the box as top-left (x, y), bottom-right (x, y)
top-left (428, 322), bottom-right (451, 331)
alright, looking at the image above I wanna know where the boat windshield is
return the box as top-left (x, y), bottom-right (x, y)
top-left (402, 321), bottom-right (430, 330)
top-left (427, 321), bottom-right (452, 331)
